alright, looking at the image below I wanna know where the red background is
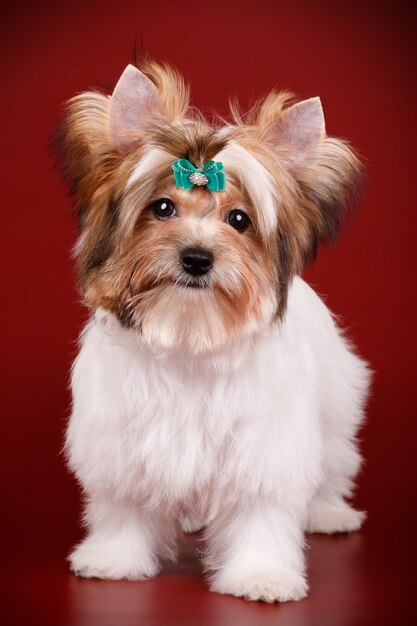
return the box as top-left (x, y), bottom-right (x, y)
top-left (1, 1), bottom-right (416, 625)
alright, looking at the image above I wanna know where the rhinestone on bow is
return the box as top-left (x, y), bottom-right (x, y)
top-left (188, 172), bottom-right (209, 186)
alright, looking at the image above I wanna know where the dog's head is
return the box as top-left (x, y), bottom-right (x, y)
top-left (55, 62), bottom-right (362, 352)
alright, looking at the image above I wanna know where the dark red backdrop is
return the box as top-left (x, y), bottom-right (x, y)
top-left (1, 1), bottom-right (416, 625)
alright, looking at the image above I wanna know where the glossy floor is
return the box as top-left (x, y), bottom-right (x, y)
top-left (2, 517), bottom-right (415, 626)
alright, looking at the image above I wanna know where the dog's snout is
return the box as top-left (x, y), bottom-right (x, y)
top-left (181, 247), bottom-right (213, 276)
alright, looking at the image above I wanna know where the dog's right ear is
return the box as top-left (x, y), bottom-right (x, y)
top-left (110, 64), bottom-right (162, 150)
top-left (53, 65), bottom-right (172, 237)
top-left (54, 65), bottom-right (164, 197)
top-left (54, 63), bottom-right (190, 213)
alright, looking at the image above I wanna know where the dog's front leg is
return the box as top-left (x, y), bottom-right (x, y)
top-left (69, 493), bottom-right (177, 580)
top-left (205, 496), bottom-right (307, 603)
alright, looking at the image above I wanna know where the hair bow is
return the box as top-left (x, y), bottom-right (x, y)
top-left (171, 159), bottom-right (226, 191)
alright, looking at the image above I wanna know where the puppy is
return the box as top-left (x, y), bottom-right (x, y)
top-left (56, 61), bottom-right (370, 602)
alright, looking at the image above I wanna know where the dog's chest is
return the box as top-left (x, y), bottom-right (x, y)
top-left (120, 366), bottom-right (245, 501)
top-left (69, 318), bottom-right (285, 505)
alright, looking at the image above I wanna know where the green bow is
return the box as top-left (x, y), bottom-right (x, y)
top-left (171, 159), bottom-right (226, 191)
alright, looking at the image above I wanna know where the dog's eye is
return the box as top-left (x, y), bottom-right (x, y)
top-left (226, 209), bottom-right (251, 232)
top-left (151, 198), bottom-right (177, 220)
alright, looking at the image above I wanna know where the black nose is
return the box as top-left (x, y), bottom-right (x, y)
top-left (180, 247), bottom-right (214, 276)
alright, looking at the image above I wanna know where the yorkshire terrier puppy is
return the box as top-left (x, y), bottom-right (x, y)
top-left (57, 62), bottom-right (370, 602)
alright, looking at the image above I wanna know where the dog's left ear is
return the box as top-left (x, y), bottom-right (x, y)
top-left (266, 97), bottom-right (325, 172)
top-left (261, 96), bottom-right (364, 262)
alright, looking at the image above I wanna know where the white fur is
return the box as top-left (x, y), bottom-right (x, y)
top-left (126, 147), bottom-right (173, 189)
top-left (216, 142), bottom-right (279, 234)
top-left (66, 277), bottom-right (370, 601)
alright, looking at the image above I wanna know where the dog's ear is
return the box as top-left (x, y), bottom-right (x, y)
top-left (110, 64), bottom-right (162, 150)
top-left (265, 97), bottom-right (325, 172)
top-left (55, 62), bottom-right (189, 186)
top-left (55, 65), bottom-right (164, 189)
top-left (257, 95), bottom-right (364, 263)
top-left (54, 63), bottom-right (190, 228)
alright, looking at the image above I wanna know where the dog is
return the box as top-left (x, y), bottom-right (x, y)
top-left (56, 61), bottom-right (370, 602)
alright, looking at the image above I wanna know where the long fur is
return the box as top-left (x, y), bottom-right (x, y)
top-left (55, 61), bottom-right (370, 602)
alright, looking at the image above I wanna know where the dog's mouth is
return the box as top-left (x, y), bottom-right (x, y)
top-left (128, 264), bottom-right (212, 297)
top-left (176, 277), bottom-right (210, 289)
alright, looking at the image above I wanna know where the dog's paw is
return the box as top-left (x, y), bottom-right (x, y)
top-left (211, 567), bottom-right (308, 603)
top-left (306, 502), bottom-right (366, 534)
top-left (69, 539), bottom-right (159, 581)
